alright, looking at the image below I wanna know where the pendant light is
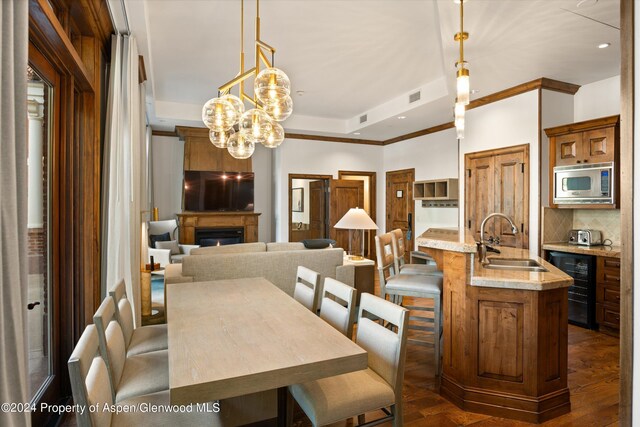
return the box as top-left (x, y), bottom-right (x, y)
top-left (453, 0), bottom-right (470, 139)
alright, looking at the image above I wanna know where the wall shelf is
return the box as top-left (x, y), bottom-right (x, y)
top-left (413, 178), bottom-right (459, 202)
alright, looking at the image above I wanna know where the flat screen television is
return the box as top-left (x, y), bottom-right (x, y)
top-left (183, 171), bottom-right (254, 212)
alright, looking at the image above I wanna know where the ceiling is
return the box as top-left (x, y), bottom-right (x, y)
top-left (117, 0), bottom-right (620, 140)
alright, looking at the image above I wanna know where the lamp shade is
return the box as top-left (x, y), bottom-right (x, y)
top-left (334, 208), bottom-right (378, 230)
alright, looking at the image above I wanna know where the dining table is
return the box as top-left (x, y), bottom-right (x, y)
top-left (166, 277), bottom-right (368, 425)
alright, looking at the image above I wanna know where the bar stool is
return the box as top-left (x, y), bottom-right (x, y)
top-left (390, 229), bottom-right (442, 277)
top-left (375, 232), bottom-right (443, 376)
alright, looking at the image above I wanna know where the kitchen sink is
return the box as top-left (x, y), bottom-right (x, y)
top-left (483, 257), bottom-right (548, 272)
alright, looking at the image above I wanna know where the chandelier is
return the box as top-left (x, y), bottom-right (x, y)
top-left (454, 0), bottom-right (469, 139)
top-left (202, 0), bottom-right (292, 159)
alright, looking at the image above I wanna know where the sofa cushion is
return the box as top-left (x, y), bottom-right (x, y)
top-left (149, 232), bottom-right (170, 249)
top-left (266, 242), bottom-right (305, 252)
top-left (302, 239), bottom-right (337, 249)
top-left (190, 242), bottom-right (266, 255)
top-left (156, 240), bottom-right (180, 255)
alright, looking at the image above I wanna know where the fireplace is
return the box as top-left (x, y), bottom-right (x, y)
top-left (195, 228), bottom-right (245, 247)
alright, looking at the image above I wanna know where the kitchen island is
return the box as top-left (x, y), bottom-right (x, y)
top-left (417, 228), bottom-right (574, 423)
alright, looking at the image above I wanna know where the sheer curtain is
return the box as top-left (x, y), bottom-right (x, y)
top-left (102, 34), bottom-right (145, 326)
top-left (0, 1), bottom-right (31, 425)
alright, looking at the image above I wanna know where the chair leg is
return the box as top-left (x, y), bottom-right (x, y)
top-left (433, 295), bottom-right (441, 377)
top-left (285, 389), bottom-right (294, 427)
top-left (357, 414), bottom-right (366, 425)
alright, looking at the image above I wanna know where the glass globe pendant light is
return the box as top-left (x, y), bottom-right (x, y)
top-left (239, 109), bottom-right (273, 144)
top-left (220, 93), bottom-right (245, 119)
top-left (262, 121), bottom-right (284, 148)
top-left (209, 127), bottom-right (235, 148)
top-left (255, 68), bottom-right (291, 103)
top-left (227, 132), bottom-right (255, 159)
top-left (264, 95), bottom-right (293, 122)
top-left (202, 97), bottom-right (238, 131)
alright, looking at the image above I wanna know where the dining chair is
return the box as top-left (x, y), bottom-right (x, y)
top-left (390, 229), bottom-right (442, 277)
top-left (288, 293), bottom-right (409, 427)
top-left (293, 266), bottom-right (321, 313)
top-left (68, 324), bottom-right (220, 427)
top-left (109, 279), bottom-right (167, 356)
top-left (376, 232), bottom-right (443, 376)
top-left (319, 278), bottom-right (357, 339)
top-left (93, 296), bottom-right (169, 403)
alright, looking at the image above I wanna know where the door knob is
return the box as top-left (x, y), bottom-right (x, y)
top-left (27, 301), bottom-right (41, 310)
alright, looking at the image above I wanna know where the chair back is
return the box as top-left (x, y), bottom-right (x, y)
top-left (390, 229), bottom-right (407, 272)
top-left (293, 266), bottom-right (321, 313)
top-left (108, 279), bottom-right (135, 348)
top-left (319, 278), bottom-right (357, 338)
top-left (68, 325), bottom-right (114, 427)
top-left (356, 293), bottom-right (409, 404)
top-left (148, 219), bottom-right (178, 243)
top-left (374, 233), bottom-right (397, 298)
top-left (94, 296), bottom-right (128, 401)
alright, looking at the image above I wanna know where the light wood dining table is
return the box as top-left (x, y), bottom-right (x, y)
top-left (166, 277), bottom-right (368, 425)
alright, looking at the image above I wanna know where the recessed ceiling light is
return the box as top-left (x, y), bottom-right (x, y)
top-left (397, 116), bottom-right (407, 120)
top-left (353, 132), bottom-right (361, 135)
top-left (577, 0), bottom-right (598, 7)
top-left (296, 90), bottom-right (305, 96)
top-left (598, 43), bottom-right (611, 49)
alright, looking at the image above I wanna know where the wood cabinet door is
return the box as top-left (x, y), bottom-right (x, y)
top-left (329, 180), bottom-right (365, 253)
top-left (583, 127), bottom-right (615, 164)
top-left (494, 151), bottom-right (527, 248)
top-left (466, 156), bottom-right (495, 242)
top-left (554, 133), bottom-right (583, 166)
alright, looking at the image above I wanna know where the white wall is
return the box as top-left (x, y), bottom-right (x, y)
top-left (274, 138), bottom-right (382, 242)
top-left (291, 178), bottom-right (311, 224)
top-left (541, 90), bottom-right (575, 208)
top-left (574, 75), bottom-right (620, 122)
top-left (459, 91), bottom-right (541, 254)
top-left (251, 144), bottom-right (274, 242)
top-left (383, 128), bottom-right (459, 245)
top-left (151, 135), bottom-right (184, 220)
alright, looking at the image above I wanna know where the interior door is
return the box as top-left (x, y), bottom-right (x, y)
top-left (329, 180), bottom-right (365, 254)
top-left (494, 151), bottom-right (527, 248)
top-left (466, 156), bottom-right (495, 242)
top-left (309, 180), bottom-right (326, 239)
top-left (385, 169), bottom-right (415, 263)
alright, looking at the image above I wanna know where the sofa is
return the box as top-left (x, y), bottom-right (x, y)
top-left (165, 242), bottom-right (355, 296)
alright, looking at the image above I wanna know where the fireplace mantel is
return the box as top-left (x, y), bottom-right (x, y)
top-left (177, 212), bottom-right (261, 244)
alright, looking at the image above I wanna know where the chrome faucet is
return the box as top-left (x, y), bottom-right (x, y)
top-left (478, 213), bottom-right (518, 265)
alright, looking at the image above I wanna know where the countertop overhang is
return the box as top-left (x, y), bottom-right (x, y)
top-left (417, 228), bottom-right (574, 291)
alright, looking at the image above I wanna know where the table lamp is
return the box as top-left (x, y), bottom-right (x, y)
top-left (334, 207), bottom-right (378, 260)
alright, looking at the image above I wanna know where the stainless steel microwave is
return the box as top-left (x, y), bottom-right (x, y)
top-left (553, 162), bottom-right (614, 205)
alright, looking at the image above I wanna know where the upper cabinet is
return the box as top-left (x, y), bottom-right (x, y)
top-left (545, 115), bottom-right (620, 208)
top-left (176, 126), bottom-right (252, 172)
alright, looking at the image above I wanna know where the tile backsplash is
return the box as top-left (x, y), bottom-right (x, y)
top-left (573, 209), bottom-right (621, 246)
top-left (542, 208), bottom-right (621, 246)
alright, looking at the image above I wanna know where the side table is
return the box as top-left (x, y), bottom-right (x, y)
top-left (342, 256), bottom-right (375, 305)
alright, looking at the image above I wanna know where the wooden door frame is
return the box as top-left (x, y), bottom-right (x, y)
top-left (464, 144), bottom-right (530, 249)
top-left (619, 0), bottom-right (633, 423)
top-left (385, 168), bottom-right (416, 256)
top-left (338, 170), bottom-right (377, 258)
top-left (288, 174), bottom-right (332, 241)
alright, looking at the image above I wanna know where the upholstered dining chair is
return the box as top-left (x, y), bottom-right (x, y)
top-left (148, 219), bottom-right (199, 267)
top-left (375, 232), bottom-right (443, 376)
top-left (293, 266), bottom-right (321, 313)
top-left (68, 325), bottom-right (220, 427)
top-left (288, 293), bottom-right (409, 427)
top-left (319, 278), bottom-right (357, 338)
top-left (93, 296), bottom-right (168, 402)
top-left (108, 279), bottom-right (167, 356)
top-left (390, 229), bottom-right (442, 277)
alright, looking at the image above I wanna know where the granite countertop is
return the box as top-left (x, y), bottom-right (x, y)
top-left (416, 228), bottom-right (573, 291)
top-left (541, 242), bottom-right (621, 259)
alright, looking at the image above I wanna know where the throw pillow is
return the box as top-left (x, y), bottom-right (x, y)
top-left (302, 239), bottom-right (337, 249)
top-left (149, 232), bottom-right (171, 248)
top-left (156, 240), bottom-right (180, 255)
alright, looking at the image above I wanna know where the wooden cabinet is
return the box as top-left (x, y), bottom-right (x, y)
top-left (413, 179), bottom-right (458, 200)
top-left (545, 115), bottom-right (619, 208)
top-left (596, 256), bottom-right (621, 336)
top-left (176, 126), bottom-right (252, 172)
top-left (465, 145), bottom-right (529, 249)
